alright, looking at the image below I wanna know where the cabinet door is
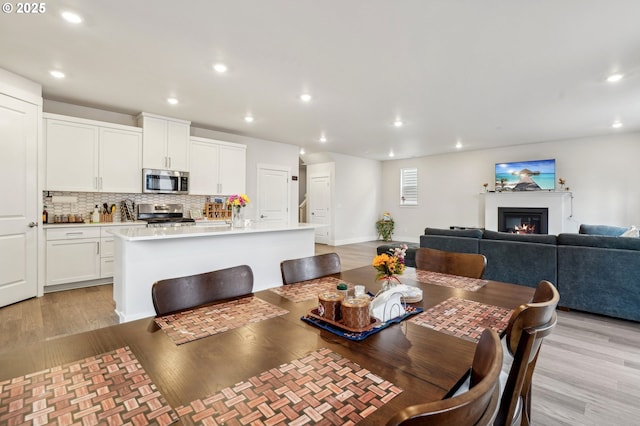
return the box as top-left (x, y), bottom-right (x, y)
top-left (189, 139), bottom-right (220, 195)
top-left (46, 238), bottom-right (101, 285)
top-left (141, 115), bottom-right (168, 169)
top-left (218, 144), bottom-right (246, 195)
top-left (166, 120), bottom-right (190, 171)
top-left (100, 127), bottom-right (143, 193)
top-left (45, 119), bottom-right (99, 191)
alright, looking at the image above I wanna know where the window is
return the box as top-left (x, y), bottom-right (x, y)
top-left (400, 168), bottom-right (418, 205)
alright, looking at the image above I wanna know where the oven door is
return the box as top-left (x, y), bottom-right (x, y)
top-left (143, 169), bottom-right (186, 194)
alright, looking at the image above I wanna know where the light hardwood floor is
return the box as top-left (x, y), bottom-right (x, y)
top-left (1, 241), bottom-right (638, 425)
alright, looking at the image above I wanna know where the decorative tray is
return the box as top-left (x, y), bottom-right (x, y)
top-left (306, 308), bottom-right (381, 333)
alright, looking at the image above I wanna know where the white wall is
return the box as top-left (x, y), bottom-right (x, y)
top-left (304, 152), bottom-right (382, 245)
top-left (382, 132), bottom-right (640, 241)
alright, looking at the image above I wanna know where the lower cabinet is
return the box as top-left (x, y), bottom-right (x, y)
top-left (46, 227), bottom-right (101, 286)
top-left (45, 225), bottom-right (145, 287)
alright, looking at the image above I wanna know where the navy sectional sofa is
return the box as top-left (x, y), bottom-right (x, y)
top-left (418, 226), bottom-right (640, 322)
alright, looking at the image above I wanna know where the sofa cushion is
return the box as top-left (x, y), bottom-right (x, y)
top-left (621, 226), bottom-right (639, 238)
top-left (424, 227), bottom-right (483, 239)
top-left (579, 224), bottom-right (628, 236)
top-left (557, 233), bottom-right (640, 251)
top-left (482, 229), bottom-right (557, 245)
top-left (479, 239), bottom-right (557, 288)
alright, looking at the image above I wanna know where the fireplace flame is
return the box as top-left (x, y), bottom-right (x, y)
top-left (514, 224), bottom-right (536, 234)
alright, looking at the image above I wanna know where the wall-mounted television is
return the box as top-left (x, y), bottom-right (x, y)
top-left (495, 159), bottom-right (556, 191)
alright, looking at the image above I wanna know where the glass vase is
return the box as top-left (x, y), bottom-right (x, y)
top-left (231, 206), bottom-right (244, 228)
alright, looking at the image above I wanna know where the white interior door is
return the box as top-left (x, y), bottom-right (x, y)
top-left (309, 174), bottom-right (331, 244)
top-left (257, 165), bottom-right (289, 224)
top-left (0, 93), bottom-right (38, 307)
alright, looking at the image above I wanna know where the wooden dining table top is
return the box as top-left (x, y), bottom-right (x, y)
top-left (0, 266), bottom-right (535, 425)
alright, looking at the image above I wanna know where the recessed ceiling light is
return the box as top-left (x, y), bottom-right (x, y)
top-left (299, 148), bottom-right (305, 155)
top-left (49, 70), bottom-right (65, 79)
top-left (300, 93), bottom-right (312, 102)
top-left (393, 120), bottom-right (403, 127)
top-left (319, 135), bottom-right (327, 143)
top-left (606, 73), bottom-right (624, 83)
top-left (244, 115), bottom-right (254, 123)
top-left (167, 98), bottom-right (179, 105)
top-left (389, 151), bottom-right (395, 157)
top-left (61, 11), bottom-right (82, 24)
top-left (455, 141), bottom-right (463, 149)
top-left (612, 121), bottom-right (623, 129)
top-left (213, 63), bottom-right (228, 73)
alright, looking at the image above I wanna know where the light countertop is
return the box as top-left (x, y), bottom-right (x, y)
top-left (108, 222), bottom-right (318, 241)
top-left (43, 221), bottom-right (147, 229)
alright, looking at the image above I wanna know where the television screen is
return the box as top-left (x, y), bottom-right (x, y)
top-left (495, 159), bottom-right (556, 191)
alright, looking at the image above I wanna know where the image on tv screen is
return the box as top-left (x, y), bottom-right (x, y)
top-left (495, 159), bottom-right (555, 191)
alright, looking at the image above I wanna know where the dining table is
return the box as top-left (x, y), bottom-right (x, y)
top-left (0, 266), bottom-right (535, 425)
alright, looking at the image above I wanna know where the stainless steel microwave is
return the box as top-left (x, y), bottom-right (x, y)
top-left (142, 168), bottom-right (189, 194)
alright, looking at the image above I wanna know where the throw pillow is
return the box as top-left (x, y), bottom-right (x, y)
top-left (621, 225), bottom-right (639, 238)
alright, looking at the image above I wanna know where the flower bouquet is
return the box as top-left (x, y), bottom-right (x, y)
top-left (372, 244), bottom-right (407, 290)
top-left (227, 194), bottom-right (250, 227)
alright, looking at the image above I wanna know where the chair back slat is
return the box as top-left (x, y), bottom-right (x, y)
top-left (415, 247), bottom-right (487, 279)
top-left (387, 328), bottom-right (503, 426)
top-left (151, 264), bottom-right (254, 316)
top-left (495, 280), bottom-right (559, 426)
top-left (280, 253), bottom-right (341, 284)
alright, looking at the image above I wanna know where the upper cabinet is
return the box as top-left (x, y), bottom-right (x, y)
top-left (45, 114), bottom-right (142, 193)
top-left (189, 136), bottom-right (246, 195)
top-left (137, 113), bottom-right (190, 171)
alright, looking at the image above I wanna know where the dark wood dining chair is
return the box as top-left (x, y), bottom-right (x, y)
top-left (280, 253), bottom-right (341, 284)
top-left (387, 328), bottom-right (503, 426)
top-left (494, 280), bottom-right (560, 426)
top-left (415, 247), bottom-right (487, 279)
top-left (151, 264), bottom-right (254, 316)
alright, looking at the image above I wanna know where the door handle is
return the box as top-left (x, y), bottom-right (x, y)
top-left (260, 215), bottom-right (266, 218)
top-left (28, 221), bottom-right (38, 228)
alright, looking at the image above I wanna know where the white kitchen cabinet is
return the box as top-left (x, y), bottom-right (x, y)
top-left (138, 113), bottom-right (190, 171)
top-left (45, 227), bottom-right (101, 286)
top-left (189, 136), bottom-right (246, 195)
top-left (44, 114), bottom-right (142, 193)
top-left (100, 227), bottom-right (115, 278)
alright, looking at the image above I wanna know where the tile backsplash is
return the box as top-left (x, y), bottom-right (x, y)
top-left (43, 191), bottom-right (218, 222)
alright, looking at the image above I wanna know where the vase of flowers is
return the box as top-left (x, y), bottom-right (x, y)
top-left (372, 244), bottom-right (407, 291)
top-left (227, 194), bottom-right (250, 228)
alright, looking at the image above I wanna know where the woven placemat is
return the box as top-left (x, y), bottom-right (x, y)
top-left (0, 346), bottom-right (177, 425)
top-left (155, 296), bottom-right (289, 345)
top-left (403, 270), bottom-right (488, 291)
top-left (269, 276), bottom-right (354, 302)
top-left (176, 347), bottom-right (402, 425)
top-left (410, 297), bottom-right (513, 342)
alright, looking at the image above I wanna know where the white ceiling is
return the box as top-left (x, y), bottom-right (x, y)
top-left (1, 0), bottom-right (639, 161)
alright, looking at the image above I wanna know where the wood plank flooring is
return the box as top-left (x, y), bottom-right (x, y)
top-left (1, 240), bottom-right (638, 425)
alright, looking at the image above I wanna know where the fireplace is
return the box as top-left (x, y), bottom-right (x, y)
top-left (498, 207), bottom-right (549, 234)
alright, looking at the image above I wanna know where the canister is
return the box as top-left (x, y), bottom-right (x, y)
top-left (318, 291), bottom-right (344, 321)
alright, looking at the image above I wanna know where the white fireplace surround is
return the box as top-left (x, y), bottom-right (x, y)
top-left (483, 192), bottom-right (573, 235)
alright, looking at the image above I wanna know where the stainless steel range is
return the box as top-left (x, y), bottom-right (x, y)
top-left (137, 203), bottom-right (196, 228)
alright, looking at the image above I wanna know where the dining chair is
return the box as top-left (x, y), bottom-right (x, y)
top-left (494, 280), bottom-right (560, 426)
top-left (415, 247), bottom-right (488, 279)
top-left (280, 252), bottom-right (341, 284)
top-left (151, 264), bottom-right (254, 316)
top-left (387, 328), bottom-right (503, 426)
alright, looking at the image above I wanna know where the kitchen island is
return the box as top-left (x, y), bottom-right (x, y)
top-left (110, 223), bottom-right (317, 322)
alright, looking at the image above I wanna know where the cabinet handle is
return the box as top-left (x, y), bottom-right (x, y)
top-left (65, 232), bottom-right (84, 236)
top-left (99, 177), bottom-right (103, 190)
top-left (168, 157), bottom-right (172, 169)
top-left (94, 177), bottom-right (98, 189)
top-left (97, 241), bottom-right (100, 254)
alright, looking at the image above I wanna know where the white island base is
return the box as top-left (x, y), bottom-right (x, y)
top-left (111, 224), bottom-right (316, 322)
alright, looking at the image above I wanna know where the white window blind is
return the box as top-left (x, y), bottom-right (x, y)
top-left (400, 168), bottom-right (418, 205)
